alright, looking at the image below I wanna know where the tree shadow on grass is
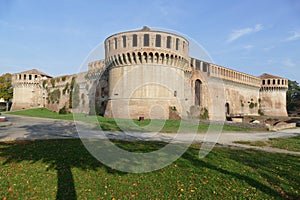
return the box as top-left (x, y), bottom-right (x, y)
top-left (181, 146), bottom-right (300, 199)
top-left (0, 122), bottom-right (127, 200)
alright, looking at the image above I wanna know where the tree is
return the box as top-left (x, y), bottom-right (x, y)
top-left (0, 73), bottom-right (13, 111)
top-left (286, 80), bottom-right (300, 112)
top-left (0, 73), bottom-right (13, 101)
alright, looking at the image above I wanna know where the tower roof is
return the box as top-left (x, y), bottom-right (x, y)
top-left (15, 69), bottom-right (52, 78)
top-left (259, 73), bottom-right (285, 79)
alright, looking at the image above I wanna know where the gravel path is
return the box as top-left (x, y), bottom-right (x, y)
top-left (1, 114), bottom-right (299, 155)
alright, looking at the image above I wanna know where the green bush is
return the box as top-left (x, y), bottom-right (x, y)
top-left (58, 106), bottom-right (68, 114)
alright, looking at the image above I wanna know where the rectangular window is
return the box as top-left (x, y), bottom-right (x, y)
top-left (24, 74), bottom-right (26, 80)
top-left (166, 36), bottom-right (171, 48)
top-left (19, 74), bottom-right (21, 79)
top-left (29, 75), bottom-right (32, 80)
top-left (203, 62), bottom-right (208, 72)
top-left (122, 35), bottom-right (126, 48)
top-left (196, 60), bottom-right (201, 70)
top-left (144, 34), bottom-right (149, 46)
top-left (277, 79), bottom-right (280, 84)
top-left (176, 38), bottom-right (179, 50)
top-left (267, 80), bottom-right (270, 85)
top-left (35, 75), bottom-right (38, 80)
top-left (114, 38), bottom-right (118, 49)
top-left (262, 80), bottom-right (266, 85)
top-left (155, 34), bottom-right (161, 47)
top-left (133, 34), bottom-right (137, 47)
top-left (273, 79), bottom-right (275, 84)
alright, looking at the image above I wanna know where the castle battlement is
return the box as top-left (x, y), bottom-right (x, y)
top-left (11, 27), bottom-right (289, 119)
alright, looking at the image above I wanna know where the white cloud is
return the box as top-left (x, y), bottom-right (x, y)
top-left (243, 45), bottom-right (253, 49)
top-left (226, 24), bottom-right (263, 43)
top-left (286, 31), bottom-right (300, 41)
top-left (282, 58), bottom-right (296, 67)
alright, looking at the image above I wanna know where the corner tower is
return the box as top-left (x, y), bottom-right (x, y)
top-left (259, 73), bottom-right (288, 117)
top-left (104, 26), bottom-right (190, 119)
top-left (11, 69), bottom-right (51, 110)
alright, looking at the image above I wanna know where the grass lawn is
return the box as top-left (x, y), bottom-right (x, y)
top-left (6, 108), bottom-right (258, 133)
top-left (234, 135), bottom-right (300, 152)
top-left (0, 139), bottom-right (299, 199)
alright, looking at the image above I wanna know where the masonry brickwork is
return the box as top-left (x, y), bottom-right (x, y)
top-left (11, 27), bottom-right (289, 120)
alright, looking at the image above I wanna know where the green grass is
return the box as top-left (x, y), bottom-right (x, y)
top-left (234, 135), bottom-right (300, 152)
top-left (233, 141), bottom-right (267, 147)
top-left (0, 139), bottom-right (299, 199)
top-left (6, 108), bottom-right (74, 120)
top-left (6, 108), bottom-right (258, 133)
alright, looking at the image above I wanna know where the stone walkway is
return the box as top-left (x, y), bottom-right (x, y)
top-left (1, 114), bottom-right (300, 155)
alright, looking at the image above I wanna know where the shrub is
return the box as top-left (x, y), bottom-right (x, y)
top-left (50, 79), bottom-right (55, 88)
top-left (249, 102), bottom-right (255, 109)
top-left (59, 106), bottom-right (68, 114)
top-left (200, 107), bottom-right (209, 120)
top-left (258, 109), bottom-right (264, 116)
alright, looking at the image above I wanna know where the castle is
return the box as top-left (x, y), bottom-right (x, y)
top-left (11, 27), bottom-right (289, 121)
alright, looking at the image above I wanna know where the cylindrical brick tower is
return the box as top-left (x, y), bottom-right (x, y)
top-left (104, 26), bottom-right (190, 119)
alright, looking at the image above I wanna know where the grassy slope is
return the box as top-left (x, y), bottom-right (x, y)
top-left (6, 108), bottom-right (257, 132)
top-left (0, 139), bottom-right (299, 199)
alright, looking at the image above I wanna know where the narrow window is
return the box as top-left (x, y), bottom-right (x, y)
top-left (195, 80), bottom-right (202, 106)
top-left (114, 38), bottom-right (117, 49)
top-left (282, 79), bottom-right (284, 85)
top-left (29, 74), bottom-right (32, 80)
top-left (155, 34), bottom-right (161, 47)
top-left (166, 36), bottom-right (171, 48)
top-left (133, 34), bottom-right (137, 47)
top-left (273, 79), bottom-right (275, 84)
top-left (107, 40), bottom-right (110, 51)
top-left (35, 75), bottom-right (38, 80)
top-left (122, 35), bottom-right (126, 48)
top-left (176, 38), bottom-right (179, 50)
top-left (262, 80), bottom-right (265, 85)
top-left (267, 80), bottom-right (270, 85)
top-left (144, 34), bottom-right (149, 46)
top-left (277, 79), bottom-right (280, 85)
top-left (19, 74), bottom-right (21, 79)
top-left (196, 60), bottom-right (201, 70)
top-left (24, 74), bottom-right (26, 80)
top-left (203, 62), bottom-right (207, 72)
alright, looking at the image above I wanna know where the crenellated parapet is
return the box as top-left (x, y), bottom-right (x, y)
top-left (190, 58), bottom-right (261, 88)
top-left (104, 26), bottom-right (189, 70)
top-left (259, 73), bottom-right (288, 92)
top-left (12, 69), bottom-right (52, 88)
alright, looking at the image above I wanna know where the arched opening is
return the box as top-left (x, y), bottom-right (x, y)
top-left (225, 103), bottom-right (230, 116)
top-left (195, 79), bottom-right (202, 106)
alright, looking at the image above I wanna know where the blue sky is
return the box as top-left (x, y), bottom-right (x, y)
top-left (0, 0), bottom-right (299, 82)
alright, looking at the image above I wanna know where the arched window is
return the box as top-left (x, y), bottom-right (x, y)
top-left (144, 34), bottom-right (149, 46)
top-left (155, 34), bottom-right (161, 47)
top-left (195, 79), bottom-right (202, 106)
top-left (133, 34), bottom-right (137, 47)
top-left (166, 36), bottom-right (171, 48)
